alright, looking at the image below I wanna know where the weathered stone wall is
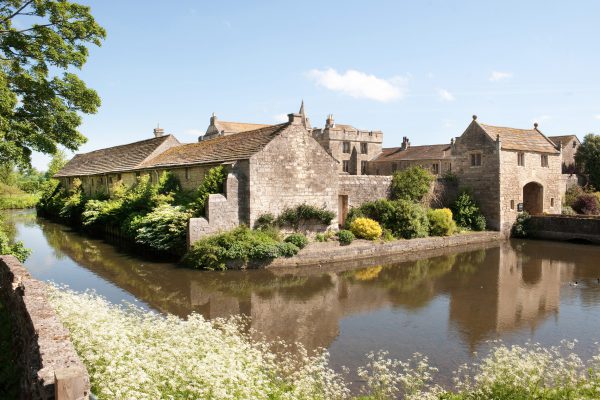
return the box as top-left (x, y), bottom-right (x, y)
top-left (527, 215), bottom-right (600, 243)
top-left (338, 175), bottom-right (392, 208)
top-left (248, 123), bottom-right (339, 227)
top-left (453, 121), bottom-right (502, 230)
top-left (187, 162), bottom-right (249, 246)
top-left (0, 255), bottom-right (90, 400)
top-left (499, 150), bottom-right (562, 233)
top-left (368, 158), bottom-right (452, 177)
top-left (560, 174), bottom-right (581, 196)
top-left (560, 137), bottom-right (580, 172)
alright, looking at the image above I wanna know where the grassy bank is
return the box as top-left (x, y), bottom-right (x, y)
top-left (0, 299), bottom-right (20, 400)
top-left (0, 193), bottom-right (39, 209)
top-left (49, 286), bottom-right (600, 400)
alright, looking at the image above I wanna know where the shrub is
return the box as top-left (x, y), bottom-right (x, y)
top-left (349, 217), bottom-right (382, 240)
top-left (382, 229), bottom-right (395, 242)
top-left (572, 193), bottom-right (600, 215)
top-left (276, 203), bottom-right (335, 228)
top-left (254, 213), bottom-right (276, 230)
top-left (511, 212), bottom-right (531, 238)
top-left (337, 229), bottom-right (355, 245)
top-left (345, 199), bottom-right (396, 229)
top-left (191, 166), bottom-right (227, 216)
top-left (562, 205), bottom-right (576, 215)
top-left (563, 185), bottom-right (584, 207)
top-left (452, 190), bottom-right (486, 230)
top-left (427, 208), bottom-right (456, 236)
top-left (129, 204), bottom-right (192, 253)
top-left (0, 193), bottom-right (39, 209)
top-left (391, 166), bottom-right (434, 202)
top-left (183, 226), bottom-right (298, 270)
top-left (315, 233), bottom-right (326, 242)
top-left (58, 179), bottom-right (86, 222)
top-left (284, 233), bottom-right (308, 249)
top-left (0, 226), bottom-right (29, 262)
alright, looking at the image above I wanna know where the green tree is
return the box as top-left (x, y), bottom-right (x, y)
top-left (0, 0), bottom-right (105, 168)
top-left (45, 149), bottom-right (67, 179)
top-left (390, 166), bottom-right (434, 202)
top-left (575, 133), bottom-right (600, 189)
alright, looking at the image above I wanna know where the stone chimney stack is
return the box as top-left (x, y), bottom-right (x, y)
top-left (401, 136), bottom-right (410, 151)
top-left (210, 112), bottom-right (217, 126)
top-left (288, 113), bottom-right (303, 125)
top-left (153, 125), bottom-right (164, 137)
top-left (325, 114), bottom-right (335, 129)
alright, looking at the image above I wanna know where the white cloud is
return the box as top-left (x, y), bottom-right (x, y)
top-left (438, 89), bottom-right (455, 102)
top-left (273, 114), bottom-right (288, 123)
top-left (489, 71), bottom-right (513, 82)
top-left (307, 68), bottom-right (407, 102)
top-left (594, 115), bottom-right (600, 120)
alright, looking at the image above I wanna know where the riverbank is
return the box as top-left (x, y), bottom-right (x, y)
top-left (268, 231), bottom-right (504, 268)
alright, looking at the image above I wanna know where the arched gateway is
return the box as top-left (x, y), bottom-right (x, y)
top-left (523, 182), bottom-right (544, 215)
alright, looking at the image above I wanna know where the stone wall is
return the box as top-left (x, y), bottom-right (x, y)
top-left (498, 150), bottom-right (562, 233)
top-left (338, 175), bottom-right (392, 208)
top-left (368, 158), bottom-right (452, 177)
top-left (0, 256), bottom-right (90, 400)
top-left (248, 123), bottom-right (339, 227)
top-left (560, 174), bottom-right (581, 195)
top-left (187, 164), bottom-right (248, 247)
top-left (453, 121), bottom-right (502, 230)
top-left (527, 215), bottom-right (600, 243)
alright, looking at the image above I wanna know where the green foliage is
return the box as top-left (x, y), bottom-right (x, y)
top-left (348, 199), bottom-right (429, 239)
top-left (129, 204), bottom-right (191, 253)
top-left (276, 203), bottom-right (335, 228)
top-left (451, 190), bottom-right (486, 231)
top-left (58, 178), bottom-right (86, 221)
top-left (349, 217), bottom-right (382, 240)
top-left (284, 233), bottom-right (308, 249)
top-left (563, 185), bottom-right (584, 207)
top-left (575, 133), bottom-right (600, 189)
top-left (382, 229), bottom-right (395, 242)
top-left (391, 166), bottom-right (434, 202)
top-left (183, 226), bottom-right (298, 270)
top-left (0, 3), bottom-right (105, 168)
top-left (0, 214), bottom-right (29, 262)
top-left (45, 151), bottom-right (68, 180)
top-left (191, 166), bottom-right (227, 216)
top-left (337, 229), bottom-right (355, 245)
top-left (511, 212), bottom-right (531, 238)
top-left (0, 191), bottom-right (39, 209)
top-left (254, 213), bottom-right (276, 230)
top-left (572, 193), bottom-right (600, 215)
top-left (427, 208), bottom-right (456, 236)
top-left (562, 205), bottom-right (576, 215)
top-left (315, 233), bottom-right (326, 242)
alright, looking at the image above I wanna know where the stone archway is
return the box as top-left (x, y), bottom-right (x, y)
top-left (523, 182), bottom-right (544, 215)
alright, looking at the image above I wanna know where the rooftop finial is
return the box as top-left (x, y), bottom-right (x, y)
top-left (299, 100), bottom-right (305, 116)
top-left (472, 115), bottom-right (477, 121)
top-left (534, 122), bottom-right (539, 129)
top-left (153, 124), bottom-right (165, 138)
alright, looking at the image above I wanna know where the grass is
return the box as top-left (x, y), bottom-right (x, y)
top-left (0, 193), bottom-right (39, 209)
top-left (0, 299), bottom-right (20, 399)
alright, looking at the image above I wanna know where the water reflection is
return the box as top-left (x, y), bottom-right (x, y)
top-left (6, 210), bottom-right (600, 377)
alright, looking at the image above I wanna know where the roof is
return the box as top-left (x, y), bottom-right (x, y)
top-left (479, 123), bottom-right (559, 154)
top-left (548, 135), bottom-right (580, 147)
top-left (143, 123), bottom-right (288, 168)
top-left (214, 121), bottom-right (272, 134)
top-left (55, 135), bottom-right (180, 178)
top-left (373, 144), bottom-right (452, 162)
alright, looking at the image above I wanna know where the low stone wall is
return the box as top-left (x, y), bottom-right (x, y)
top-left (268, 231), bottom-right (504, 268)
top-left (0, 255), bottom-right (90, 400)
top-left (188, 172), bottom-right (240, 248)
top-left (339, 175), bottom-right (392, 208)
top-left (528, 215), bottom-right (600, 243)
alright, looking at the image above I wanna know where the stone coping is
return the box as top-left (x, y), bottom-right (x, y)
top-left (268, 231), bottom-right (504, 269)
top-left (0, 255), bottom-right (90, 400)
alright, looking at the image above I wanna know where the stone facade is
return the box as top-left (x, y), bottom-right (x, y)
top-left (0, 256), bottom-right (90, 400)
top-left (549, 135), bottom-right (581, 173)
top-left (311, 115), bottom-right (383, 175)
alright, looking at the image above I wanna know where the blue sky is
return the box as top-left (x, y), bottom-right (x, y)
top-left (33, 0), bottom-right (600, 170)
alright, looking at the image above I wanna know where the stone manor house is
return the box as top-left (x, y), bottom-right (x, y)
top-left (55, 103), bottom-right (577, 239)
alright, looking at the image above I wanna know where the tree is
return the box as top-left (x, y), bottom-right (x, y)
top-left (575, 134), bottom-right (600, 189)
top-left (390, 166), bottom-right (434, 202)
top-left (45, 148), bottom-right (66, 178)
top-left (0, 0), bottom-right (105, 169)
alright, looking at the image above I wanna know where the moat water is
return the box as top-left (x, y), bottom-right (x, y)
top-left (4, 209), bottom-right (600, 383)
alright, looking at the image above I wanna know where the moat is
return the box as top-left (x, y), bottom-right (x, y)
top-left (5, 209), bottom-right (600, 383)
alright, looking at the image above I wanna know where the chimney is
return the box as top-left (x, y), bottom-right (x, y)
top-left (401, 136), bottom-right (410, 151)
top-left (288, 113), bottom-right (303, 125)
top-left (153, 126), bottom-right (165, 137)
top-left (210, 112), bottom-right (217, 126)
top-left (326, 114), bottom-right (335, 129)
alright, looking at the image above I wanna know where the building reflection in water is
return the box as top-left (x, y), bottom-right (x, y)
top-left (19, 211), bottom-right (599, 355)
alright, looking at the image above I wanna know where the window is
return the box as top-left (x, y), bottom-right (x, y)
top-left (376, 168), bottom-right (380, 175)
top-left (109, 177), bottom-right (113, 184)
top-left (361, 161), bottom-right (368, 174)
top-left (392, 162), bottom-right (398, 172)
top-left (541, 154), bottom-right (548, 167)
top-left (117, 174), bottom-right (121, 181)
top-left (517, 152), bottom-right (525, 166)
top-left (360, 142), bottom-right (368, 154)
top-left (510, 200), bottom-right (515, 210)
top-left (551, 198), bottom-right (555, 207)
top-left (342, 160), bottom-right (350, 173)
top-left (185, 167), bottom-right (190, 180)
top-left (342, 141), bottom-right (351, 154)
top-left (470, 153), bottom-right (482, 167)
top-left (573, 140), bottom-right (577, 148)
top-left (432, 163), bottom-right (439, 174)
